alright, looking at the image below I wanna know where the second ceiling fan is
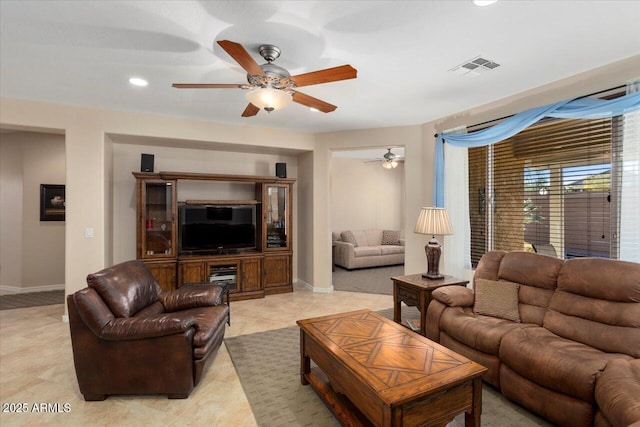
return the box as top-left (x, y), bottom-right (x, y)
top-left (365, 148), bottom-right (405, 169)
top-left (172, 40), bottom-right (358, 117)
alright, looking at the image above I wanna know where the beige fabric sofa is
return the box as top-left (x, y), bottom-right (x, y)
top-left (333, 229), bottom-right (404, 270)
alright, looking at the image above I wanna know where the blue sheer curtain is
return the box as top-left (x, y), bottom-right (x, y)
top-left (434, 92), bottom-right (640, 207)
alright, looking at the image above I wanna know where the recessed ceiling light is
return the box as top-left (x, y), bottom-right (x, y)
top-left (129, 77), bottom-right (148, 87)
top-left (473, 0), bottom-right (498, 6)
top-left (309, 107), bottom-right (319, 112)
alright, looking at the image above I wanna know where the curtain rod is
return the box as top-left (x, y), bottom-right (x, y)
top-left (434, 84), bottom-right (626, 138)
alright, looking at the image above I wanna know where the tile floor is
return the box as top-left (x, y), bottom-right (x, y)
top-left (0, 284), bottom-right (393, 427)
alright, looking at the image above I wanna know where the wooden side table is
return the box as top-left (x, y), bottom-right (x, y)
top-left (392, 274), bottom-right (469, 336)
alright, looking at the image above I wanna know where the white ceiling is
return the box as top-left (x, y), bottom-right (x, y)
top-left (1, 1), bottom-right (639, 134)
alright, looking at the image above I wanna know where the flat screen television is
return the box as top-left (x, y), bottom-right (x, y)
top-left (178, 204), bottom-right (256, 254)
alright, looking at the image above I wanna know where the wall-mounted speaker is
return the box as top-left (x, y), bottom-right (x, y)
top-left (141, 154), bottom-right (154, 173)
top-left (276, 162), bottom-right (287, 178)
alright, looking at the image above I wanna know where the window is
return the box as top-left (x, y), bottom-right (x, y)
top-left (468, 113), bottom-right (636, 266)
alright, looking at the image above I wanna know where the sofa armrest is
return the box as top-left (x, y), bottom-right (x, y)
top-left (426, 299), bottom-right (447, 342)
top-left (334, 241), bottom-right (356, 267)
top-left (432, 286), bottom-right (474, 307)
top-left (99, 312), bottom-right (198, 341)
top-left (159, 284), bottom-right (223, 312)
top-left (334, 240), bottom-right (354, 250)
top-left (399, 239), bottom-right (405, 246)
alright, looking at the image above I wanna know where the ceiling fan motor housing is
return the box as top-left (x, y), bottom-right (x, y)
top-left (247, 63), bottom-right (294, 90)
top-left (383, 149), bottom-right (397, 161)
top-left (259, 44), bottom-right (281, 62)
top-left (245, 44), bottom-right (295, 90)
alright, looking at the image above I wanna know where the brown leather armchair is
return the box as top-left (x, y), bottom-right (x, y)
top-left (67, 260), bottom-right (229, 401)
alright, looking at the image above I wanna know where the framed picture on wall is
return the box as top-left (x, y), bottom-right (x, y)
top-left (40, 184), bottom-right (65, 221)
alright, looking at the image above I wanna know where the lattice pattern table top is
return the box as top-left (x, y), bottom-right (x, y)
top-left (298, 309), bottom-right (486, 398)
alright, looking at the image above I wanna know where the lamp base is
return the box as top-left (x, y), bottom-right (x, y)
top-left (424, 237), bottom-right (444, 280)
top-left (422, 273), bottom-right (445, 280)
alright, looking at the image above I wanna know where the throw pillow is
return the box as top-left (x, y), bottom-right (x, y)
top-left (351, 230), bottom-right (369, 247)
top-left (381, 230), bottom-right (400, 245)
top-left (473, 278), bottom-right (521, 322)
top-left (341, 231), bottom-right (358, 247)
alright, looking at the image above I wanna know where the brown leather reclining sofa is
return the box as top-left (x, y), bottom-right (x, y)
top-left (67, 260), bottom-right (229, 400)
top-left (426, 251), bottom-right (640, 427)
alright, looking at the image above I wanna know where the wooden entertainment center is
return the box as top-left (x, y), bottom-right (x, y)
top-left (133, 171), bottom-right (295, 301)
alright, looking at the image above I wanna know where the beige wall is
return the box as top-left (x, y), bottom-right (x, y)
top-left (296, 152), bottom-right (314, 287)
top-left (111, 142), bottom-right (300, 279)
top-left (0, 134), bottom-right (24, 288)
top-left (312, 55), bottom-right (640, 281)
top-left (0, 99), bottom-right (314, 308)
top-left (310, 145), bottom-right (333, 290)
top-left (419, 55), bottom-right (640, 275)
top-left (316, 126), bottom-right (427, 277)
top-left (331, 157), bottom-right (404, 233)
top-left (104, 135), bottom-right (115, 267)
top-left (1, 54), bottom-right (638, 305)
top-left (425, 56), bottom-right (640, 139)
top-left (0, 131), bottom-right (65, 291)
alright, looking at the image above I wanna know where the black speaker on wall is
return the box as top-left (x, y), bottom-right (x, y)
top-left (141, 154), bottom-right (154, 173)
top-left (276, 162), bottom-right (287, 178)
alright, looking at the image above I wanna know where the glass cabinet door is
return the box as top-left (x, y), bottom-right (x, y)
top-left (264, 184), bottom-right (289, 250)
top-left (141, 180), bottom-right (176, 258)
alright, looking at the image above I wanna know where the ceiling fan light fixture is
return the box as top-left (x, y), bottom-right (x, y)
top-left (174, 40), bottom-right (357, 117)
top-left (245, 87), bottom-right (292, 113)
top-left (382, 160), bottom-right (398, 169)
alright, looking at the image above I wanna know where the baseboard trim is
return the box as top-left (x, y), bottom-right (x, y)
top-left (295, 279), bottom-right (334, 293)
top-left (295, 279), bottom-right (313, 291)
top-left (0, 284), bottom-right (65, 294)
top-left (313, 284), bottom-right (334, 293)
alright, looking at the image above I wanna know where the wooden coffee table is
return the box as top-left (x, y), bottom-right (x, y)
top-left (297, 309), bottom-right (487, 426)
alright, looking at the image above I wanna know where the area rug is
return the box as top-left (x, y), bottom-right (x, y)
top-left (332, 264), bottom-right (404, 295)
top-left (0, 290), bottom-right (65, 310)
top-left (225, 308), bottom-right (551, 427)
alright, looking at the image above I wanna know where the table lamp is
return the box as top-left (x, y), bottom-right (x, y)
top-left (414, 207), bottom-right (454, 279)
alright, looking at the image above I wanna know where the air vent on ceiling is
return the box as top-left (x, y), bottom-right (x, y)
top-left (449, 56), bottom-right (500, 77)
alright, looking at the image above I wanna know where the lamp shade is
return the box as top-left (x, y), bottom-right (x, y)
top-left (245, 87), bottom-right (292, 112)
top-left (414, 207), bottom-right (454, 236)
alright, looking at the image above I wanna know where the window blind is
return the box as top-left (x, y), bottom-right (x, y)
top-left (618, 100), bottom-right (640, 262)
top-left (468, 112), bottom-right (637, 266)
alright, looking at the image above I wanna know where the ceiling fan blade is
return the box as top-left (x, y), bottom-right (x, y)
top-left (172, 83), bottom-right (246, 89)
top-left (290, 65), bottom-right (357, 87)
top-left (217, 40), bottom-right (265, 76)
top-left (242, 103), bottom-right (260, 117)
top-left (291, 91), bottom-right (337, 113)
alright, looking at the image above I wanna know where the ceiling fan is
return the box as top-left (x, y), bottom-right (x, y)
top-left (172, 40), bottom-right (357, 117)
top-left (366, 148), bottom-right (405, 169)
